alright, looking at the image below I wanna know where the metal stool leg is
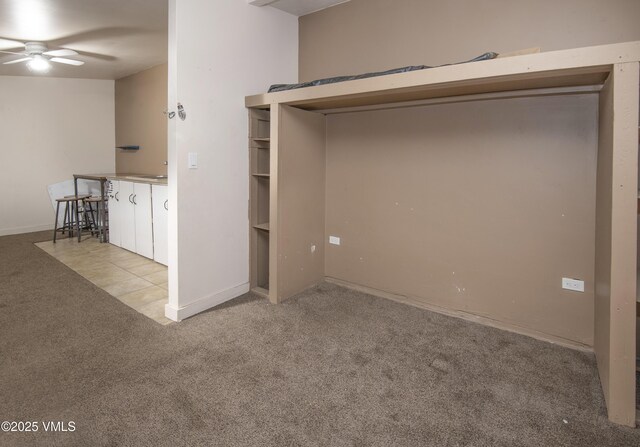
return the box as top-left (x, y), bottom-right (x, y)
top-left (86, 201), bottom-right (96, 236)
top-left (99, 181), bottom-right (106, 242)
top-left (53, 201), bottom-right (61, 243)
top-left (84, 200), bottom-right (92, 232)
top-left (66, 201), bottom-right (74, 236)
top-left (100, 200), bottom-right (109, 243)
top-left (76, 199), bottom-right (81, 242)
top-left (83, 201), bottom-right (92, 235)
top-left (73, 201), bottom-right (78, 237)
top-left (68, 201), bottom-right (75, 237)
top-left (62, 202), bottom-right (68, 235)
top-left (96, 200), bottom-right (102, 240)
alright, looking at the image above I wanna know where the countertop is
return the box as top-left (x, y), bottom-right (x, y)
top-left (108, 174), bottom-right (168, 185)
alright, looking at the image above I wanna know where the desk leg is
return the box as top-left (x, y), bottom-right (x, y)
top-left (100, 181), bottom-right (106, 242)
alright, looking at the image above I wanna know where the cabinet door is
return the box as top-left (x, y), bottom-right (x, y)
top-left (119, 181), bottom-right (137, 253)
top-left (134, 183), bottom-right (154, 259)
top-left (152, 185), bottom-right (168, 266)
top-left (107, 180), bottom-right (122, 247)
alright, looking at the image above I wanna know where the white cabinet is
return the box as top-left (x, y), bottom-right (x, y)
top-left (152, 185), bottom-right (168, 266)
top-left (118, 180), bottom-right (136, 252)
top-left (108, 180), bottom-right (153, 259)
top-left (133, 183), bottom-right (153, 259)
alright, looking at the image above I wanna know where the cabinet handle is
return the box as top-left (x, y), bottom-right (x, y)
top-left (164, 200), bottom-right (168, 211)
top-left (129, 194), bottom-right (133, 204)
top-left (133, 194), bottom-right (137, 205)
top-left (115, 192), bottom-right (119, 202)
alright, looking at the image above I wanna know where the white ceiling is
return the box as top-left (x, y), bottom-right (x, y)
top-left (249, 0), bottom-right (350, 17)
top-left (0, 0), bottom-right (167, 80)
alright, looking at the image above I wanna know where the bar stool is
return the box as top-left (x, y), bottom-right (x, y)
top-left (84, 196), bottom-right (107, 240)
top-left (65, 194), bottom-right (94, 237)
top-left (52, 194), bottom-right (90, 243)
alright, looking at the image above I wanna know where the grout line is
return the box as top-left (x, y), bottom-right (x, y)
top-left (34, 239), bottom-right (170, 324)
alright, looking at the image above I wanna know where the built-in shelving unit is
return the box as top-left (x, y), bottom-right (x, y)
top-left (249, 108), bottom-right (271, 297)
top-left (246, 41), bottom-right (640, 427)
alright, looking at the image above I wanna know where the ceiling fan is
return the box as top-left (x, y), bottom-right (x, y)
top-left (0, 42), bottom-right (84, 71)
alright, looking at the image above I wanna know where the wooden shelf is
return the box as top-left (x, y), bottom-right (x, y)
top-left (250, 108), bottom-right (271, 299)
top-left (252, 286), bottom-right (269, 299)
top-left (253, 223), bottom-right (270, 232)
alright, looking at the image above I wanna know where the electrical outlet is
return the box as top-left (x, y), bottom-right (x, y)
top-left (329, 236), bottom-right (341, 245)
top-left (562, 277), bottom-right (584, 292)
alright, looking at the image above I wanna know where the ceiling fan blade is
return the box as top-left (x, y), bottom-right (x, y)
top-left (44, 49), bottom-right (78, 57)
top-left (0, 37), bottom-right (25, 48)
top-left (74, 50), bottom-right (116, 62)
top-left (3, 57), bottom-right (31, 65)
top-left (50, 57), bottom-right (84, 66)
top-left (49, 27), bottom-right (143, 47)
top-left (0, 49), bottom-right (24, 55)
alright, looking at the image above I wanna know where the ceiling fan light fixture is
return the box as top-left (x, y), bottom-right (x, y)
top-left (27, 54), bottom-right (50, 72)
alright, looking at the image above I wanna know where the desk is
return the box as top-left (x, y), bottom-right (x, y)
top-left (73, 174), bottom-right (110, 242)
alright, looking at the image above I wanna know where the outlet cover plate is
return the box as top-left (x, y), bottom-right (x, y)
top-left (562, 277), bottom-right (584, 292)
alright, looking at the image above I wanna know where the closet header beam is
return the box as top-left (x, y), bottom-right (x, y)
top-left (246, 41), bottom-right (640, 111)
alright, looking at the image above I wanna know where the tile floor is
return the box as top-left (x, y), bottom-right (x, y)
top-left (36, 237), bottom-right (171, 325)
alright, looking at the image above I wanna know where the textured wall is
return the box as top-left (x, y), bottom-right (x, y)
top-left (115, 64), bottom-right (168, 175)
top-left (325, 94), bottom-right (598, 345)
top-left (299, 0), bottom-right (640, 81)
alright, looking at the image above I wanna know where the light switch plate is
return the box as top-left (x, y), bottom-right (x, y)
top-left (188, 152), bottom-right (198, 169)
top-left (329, 236), bottom-right (341, 245)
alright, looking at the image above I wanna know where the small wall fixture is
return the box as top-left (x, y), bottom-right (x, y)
top-left (177, 103), bottom-right (186, 121)
top-left (116, 145), bottom-right (140, 151)
top-left (164, 103), bottom-right (186, 121)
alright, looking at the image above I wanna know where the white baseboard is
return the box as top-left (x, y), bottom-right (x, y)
top-left (0, 224), bottom-right (54, 237)
top-left (165, 282), bottom-right (250, 322)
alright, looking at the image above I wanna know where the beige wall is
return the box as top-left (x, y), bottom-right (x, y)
top-left (325, 94), bottom-right (598, 345)
top-left (299, 0), bottom-right (640, 81)
top-left (0, 76), bottom-right (115, 236)
top-left (276, 105), bottom-right (327, 302)
top-left (297, 0), bottom-right (640, 347)
top-left (115, 64), bottom-right (167, 175)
